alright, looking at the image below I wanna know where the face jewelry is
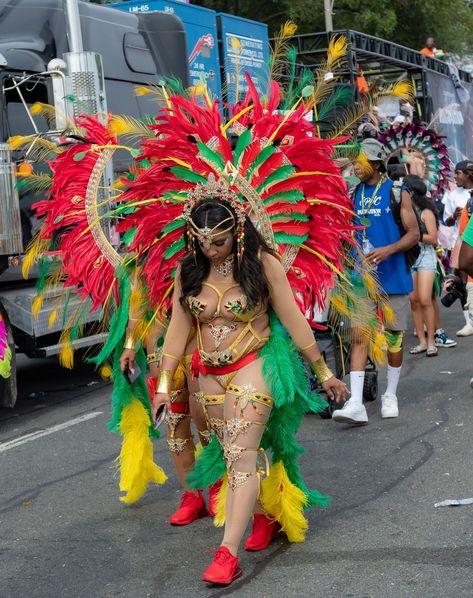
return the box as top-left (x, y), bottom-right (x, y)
top-left (213, 255), bottom-right (234, 277)
top-left (183, 173), bottom-right (247, 261)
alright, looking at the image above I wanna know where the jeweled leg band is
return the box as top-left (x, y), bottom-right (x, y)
top-left (226, 384), bottom-right (274, 409)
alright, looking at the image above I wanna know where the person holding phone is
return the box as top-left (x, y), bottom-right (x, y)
top-left (119, 275), bottom-right (225, 525)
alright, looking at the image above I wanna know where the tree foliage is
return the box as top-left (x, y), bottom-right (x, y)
top-left (192, 0), bottom-right (473, 56)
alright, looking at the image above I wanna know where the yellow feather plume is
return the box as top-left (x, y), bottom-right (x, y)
top-left (260, 461), bottom-right (309, 543)
top-left (270, 21), bottom-right (298, 81)
top-left (381, 301), bottom-right (397, 327)
top-left (370, 341), bottom-right (387, 366)
top-left (330, 294), bottom-right (350, 317)
top-left (327, 35), bottom-right (347, 69)
top-left (9, 135), bottom-right (33, 150)
top-left (32, 295), bottom-right (43, 319)
top-left (48, 309), bottom-right (57, 328)
top-left (22, 234), bottom-right (49, 279)
top-left (362, 271), bottom-right (378, 296)
top-left (213, 475), bottom-right (228, 527)
top-left (108, 115), bottom-right (156, 141)
top-left (134, 86), bottom-right (152, 96)
top-left (58, 330), bottom-right (74, 369)
top-left (391, 81), bottom-right (415, 102)
top-left (119, 400), bottom-right (167, 504)
top-left (282, 20), bottom-right (298, 36)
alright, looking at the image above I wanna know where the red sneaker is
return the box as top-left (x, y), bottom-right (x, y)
top-left (208, 479), bottom-right (223, 517)
top-left (169, 490), bottom-right (208, 526)
top-left (201, 546), bottom-right (242, 585)
top-left (244, 514), bottom-right (281, 551)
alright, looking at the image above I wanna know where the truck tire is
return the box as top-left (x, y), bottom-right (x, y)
top-left (0, 305), bottom-right (17, 408)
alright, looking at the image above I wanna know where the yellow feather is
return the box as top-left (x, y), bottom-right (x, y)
top-left (194, 442), bottom-right (203, 459)
top-left (330, 294), bottom-right (350, 317)
top-left (381, 302), bottom-right (397, 327)
top-left (48, 309), bottom-right (57, 328)
top-left (108, 115), bottom-right (155, 141)
top-left (134, 86), bottom-right (152, 96)
top-left (282, 20), bottom-right (297, 36)
top-left (32, 295), bottom-right (43, 319)
top-left (8, 135), bottom-right (33, 150)
top-left (391, 81), bottom-right (415, 102)
top-left (213, 475), bottom-right (228, 527)
top-left (260, 461), bottom-right (309, 543)
top-left (327, 35), bottom-right (347, 69)
top-left (362, 272), bottom-right (377, 296)
top-left (355, 151), bottom-right (374, 178)
top-left (119, 400), bottom-right (167, 504)
top-left (370, 342), bottom-right (387, 366)
top-left (58, 329), bottom-right (74, 369)
top-left (22, 234), bottom-right (49, 279)
top-left (99, 364), bottom-right (113, 380)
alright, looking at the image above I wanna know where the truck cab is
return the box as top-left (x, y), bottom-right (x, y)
top-left (0, 0), bottom-right (189, 406)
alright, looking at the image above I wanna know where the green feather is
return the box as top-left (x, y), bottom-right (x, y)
top-left (164, 238), bottom-right (185, 259)
top-left (260, 312), bottom-right (330, 509)
top-left (122, 226), bottom-right (137, 246)
top-left (246, 145), bottom-right (275, 179)
top-left (274, 232), bottom-right (308, 244)
top-left (170, 167), bottom-right (206, 183)
top-left (257, 164), bottom-right (294, 193)
top-left (197, 142), bottom-right (225, 170)
top-left (90, 265), bottom-right (131, 365)
top-left (233, 129), bottom-right (252, 166)
top-left (270, 212), bottom-right (309, 222)
top-left (263, 189), bottom-right (304, 206)
top-left (187, 435), bottom-right (225, 489)
top-left (317, 87), bottom-right (355, 122)
top-left (161, 217), bottom-right (185, 235)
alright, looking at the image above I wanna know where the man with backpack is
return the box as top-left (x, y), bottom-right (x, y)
top-left (332, 138), bottom-right (420, 424)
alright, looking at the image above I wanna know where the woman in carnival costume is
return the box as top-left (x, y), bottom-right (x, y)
top-left (18, 32), bottom-right (393, 586)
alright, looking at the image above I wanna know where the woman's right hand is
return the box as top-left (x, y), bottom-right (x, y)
top-left (152, 392), bottom-right (172, 421)
top-left (120, 348), bottom-right (136, 373)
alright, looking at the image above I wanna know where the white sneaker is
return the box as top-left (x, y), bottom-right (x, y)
top-left (456, 323), bottom-right (473, 337)
top-left (332, 399), bottom-right (368, 425)
top-left (381, 393), bottom-right (399, 418)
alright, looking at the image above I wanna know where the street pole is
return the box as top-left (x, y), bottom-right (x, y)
top-left (324, 0), bottom-right (334, 32)
top-left (64, 0), bottom-right (84, 53)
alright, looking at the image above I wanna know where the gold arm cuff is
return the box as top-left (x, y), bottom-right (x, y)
top-left (156, 370), bottom-right (173, 394)
top-left (299, 340), bottom-right (316, 351)
top-left (310, 357), bottom-right (334, 384)
top-left (124, 334), bottom-right (137, 350)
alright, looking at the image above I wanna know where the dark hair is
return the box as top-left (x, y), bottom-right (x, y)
top-left (179, 198), bottom-right (275, 309)
top-left (404, 175), bottom-right (439, 226)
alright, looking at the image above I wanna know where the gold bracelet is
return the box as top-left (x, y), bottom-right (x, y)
top-left (156, 370), bottom-right (173, 394)
top-left (162, 352), bottom-right (179, 361)
top-left (123, 334), bottom-right (137, 350)
top-left (310, 357), bottom-right (334, 384)
top-left (299, 340), bottom-right (316, 351)
top-left (147, 351), bottom-right (161, 365)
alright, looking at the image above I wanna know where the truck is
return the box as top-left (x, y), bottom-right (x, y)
top-left (0, 0), bottom-right (189, 407)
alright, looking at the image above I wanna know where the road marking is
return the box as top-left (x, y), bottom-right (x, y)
top-left (0, 412), bottom-right (103, 453)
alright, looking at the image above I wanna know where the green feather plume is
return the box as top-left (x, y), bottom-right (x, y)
top-left (187, 434), bottom-right (225, 489)
top-left (170, 167), bottom-right (206, 183)
top-left (197, 142), bottom-right (225, 170)
top-left (233, 129), bottom-right (252, 166)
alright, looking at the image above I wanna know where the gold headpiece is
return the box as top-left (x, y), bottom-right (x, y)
top-left (183, 173), bottom-right (247, 259)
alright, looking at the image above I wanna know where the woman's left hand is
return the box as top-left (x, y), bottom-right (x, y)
top-left (322, 376), bottom-right (350, 403)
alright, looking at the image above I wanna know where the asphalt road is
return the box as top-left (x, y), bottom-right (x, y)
top-left (1, 306), bottom-right (473, 598)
